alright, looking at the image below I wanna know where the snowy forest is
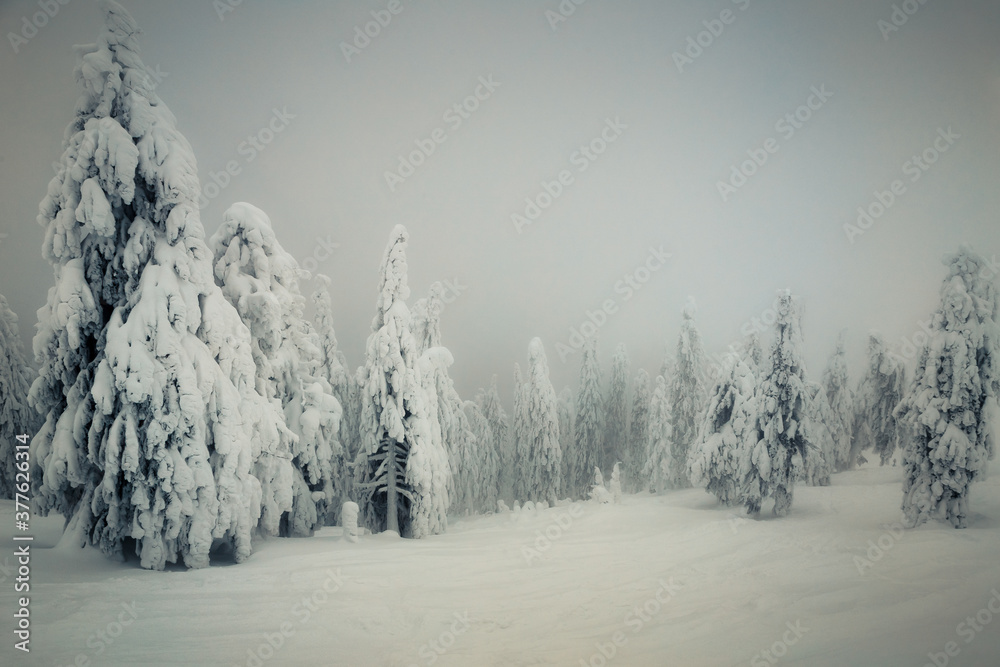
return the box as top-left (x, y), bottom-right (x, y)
top-left (1, 1), bottom-right (999, 665)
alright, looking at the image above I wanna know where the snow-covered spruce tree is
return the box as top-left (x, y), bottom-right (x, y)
top-left (624, 369), bottom-right (651, 493)
top-left (478, 375), bottom-right (513, 505)
top-left (463, 399), bottom-right (500, 513)
top-left (0, 295), bottom-right (41, 499)
top-left (411, 285), bottom-right (478, 516)
top-left (571, 337), bottom-right (604, 499)
top-left (511, 362), bottom-right (530, 501)
top-left (688, 350), bottom-right (757, 506)
top-left (421, 346), bottom-right (478, 517)
top-left (896, 246), bottom-right (999, 529)
top-left (356, 225), bottom-right (449, 537)
top-left (643, 375), bottom-right (673, 493)
top-left (557, 386), bottom-right (575, 492)
top-left (744, 290), bottom-right (810, 517)
top-left (821, 330), bottom-right (854, 471)
top-left (523, 339), bottom-right (562, 504)
top-left (28, 1), bottom-right (292, 570)
top-left (312, 273), bottom-right (360, 517)
top-left (668, 297), bottom-right (707, 489)
top-left (802, 382), bottom-right (835, 487)
top-left (604, 343), bottom-right (631, 474)
top-left (210, 202), bottom-right (343, 536)
top-left (852, 332), bottom-right (906, 467)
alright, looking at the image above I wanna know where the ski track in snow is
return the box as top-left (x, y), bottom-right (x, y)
top-left (2, 461), bottom-right (1000, 666)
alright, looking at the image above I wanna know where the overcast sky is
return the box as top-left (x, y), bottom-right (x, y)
top-left (1, 0), bottom-right (998, 403)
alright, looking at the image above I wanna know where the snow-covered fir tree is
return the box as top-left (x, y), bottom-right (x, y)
top-left (210, 202), bottom-right (343, 536)
top-left (511, 362), bottom-right (530, 502)
top-left (421, 346), bottom-right (478, 517)
top-left (463, 399), bottom-right (500, 513)
top-left (356, 225), bottom-right (449, 537)
top-left (604, 343), bottom-right (631, 475)
top-left (852, 332), bottom-right (906, 467)
top-left (570, 337), bottom-right (604, 499)
top-left (624, 369), bottom-right (651, 493)
top-left (668, 297), bottom-right (707, 489)
top-left (802, 382), bottom-right (835, 487)
top-left (743, 290), bottom-right (810, 517)
top-left (557, 386), bottom-right (575, 493)
top-left (0, 295), bottom-right (40, 499)
top-left (643, 375), bottom-right (673, 493)
top-left (28, 1), bottom-right (292, 569)
top-left (896, 246), bottom-right (999, 529)
top-left (821, 330), bottom-right (854, 471)
top-left (411, 285), bottom-right (478, 516)
top-left (478, 375), bottom-right (513, 505)
top-left (522, 339), bottom-right (562, 504)
top-left (312, 273), bottom-right (360, 517)
top-left (688, 350), bottom-right (757, 506)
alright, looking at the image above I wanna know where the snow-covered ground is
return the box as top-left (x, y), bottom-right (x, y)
top-left (3, 460), bottom-right (1000, 667)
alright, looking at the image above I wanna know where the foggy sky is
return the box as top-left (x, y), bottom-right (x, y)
top-left (1, 0), bottom-right (998, 404)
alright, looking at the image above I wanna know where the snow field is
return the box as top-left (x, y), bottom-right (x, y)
top-left (2, 459), bottom-right (999, 666)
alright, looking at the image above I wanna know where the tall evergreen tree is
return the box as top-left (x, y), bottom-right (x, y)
top-left (571, 337), bottom-right (604, 498)
top-left (356, 225), bottom-right (449, 537)
top-left (604, 343), bottom-right (631, 473)
top-left (644, 375), bottom-right (673, 493)
top-left (28, 1), bottom-right (292, 569)
top-left (0, 295), bottom-right (41, 499)
top-left (511, 362), bottom-right (530, 501)
top-left (624, 369), bottom-right (651, 493)
top-left (312, 274), bottom-right (360, 517)
top-left (743, 290), bottom-right (810, 517)
top-left (523, 338), bottom-right (562, 504)
top-left (802, 382), bottom-right (835, 487)
top-left (463, 399), bottom-right (500, 513)
top-left (689, 350), bottom-right (758, 506)
top-left (897, 246), bottom-right (999, 529)
top-left (478, 375), bottom-right (513, 506)
top-left (821, 330), bottom-right (854, 471)
top-left (422, 346), bottom-right (478, 517)
top-left (557, 386), bottom-right (575, 493)
top-left (852, 332), bottom-right (906, 467)
top-left (668, 298), bottom-right (707, 489)
top-left (210, 202), bottom-right (343, 536)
